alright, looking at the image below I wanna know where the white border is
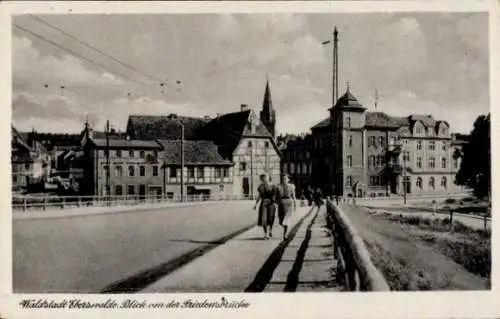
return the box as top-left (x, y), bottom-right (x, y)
top-left (1, 1), bottom-right (499, 318)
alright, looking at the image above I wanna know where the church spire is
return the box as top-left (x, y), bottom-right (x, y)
top-left (260, 77), bottom-right (276, 138)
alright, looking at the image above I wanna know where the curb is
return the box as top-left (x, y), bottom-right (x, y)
top-left (13, 201), bottom-right (251, 221)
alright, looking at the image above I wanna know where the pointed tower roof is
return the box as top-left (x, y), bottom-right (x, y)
top-left (262, 78), bottom-right (273, 115)
top-left (334, 86), bottom-right (366, 112)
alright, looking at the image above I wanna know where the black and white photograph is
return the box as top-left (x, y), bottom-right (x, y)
top-left (4, 1), bottom-right (497, 315)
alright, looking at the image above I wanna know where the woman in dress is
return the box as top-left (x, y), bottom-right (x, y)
top-left (253, 174), bottom-right (276, 240)
top-left (276, 174), bottom-right (297, 240)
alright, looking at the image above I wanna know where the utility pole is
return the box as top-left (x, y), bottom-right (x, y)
top-left (105, 119), bottom-right (110, 202)
top-left (403, 154), bottom-right (407, 205)
top-left (180, 122), bottom-right (185, 202)
top-left (322, 27), bottom-right (340, 197)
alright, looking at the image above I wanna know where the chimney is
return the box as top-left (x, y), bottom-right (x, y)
top-left (240, 104), bottom-right (249, 112)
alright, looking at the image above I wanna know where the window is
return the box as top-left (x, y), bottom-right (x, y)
top-left (441, 157), bottom-right (447, 169)
top-left (116, 150), bottom-right (122, 158)
top-left (13, 175), bottom-right (17, 183)
top-left (115, 165), bottom-right (123, 177)
top-left (139, 165), bottom-right (145, 176)
top-left (169, 166), bottom-right (178, 178)
top-left (441, 177), bottom-right (447, 188)
top-left (129, 150), bottom-right (134, 158)
top-left (347, 155), bottom-right (352, 168)
top-left (188, 167), bottom-right (195, 178)
top-left (376, 155), bottom-right (383, 167)
top-left (348, 135), bottom-right (353, 147)
top-left (370, 176), bottom-right (375, 186)
top-left (248, 141), bottom-right (253, 148)
top-left (368, 136), bottom-right (376, 147)
top-left (103, 165), bottom-right (109, 177)
top-left (369, 155), bottom-right (375, 168)
top-left (152, 165), bottom-right (158, 177)
top-left (442, 142), bottom-right (447, 151)
top-left (346, 116), bottom-right (351, 128)
top-left (240, 162), bottom-right (247, 172)
top-left (417, 140), bottom-right (422, 150)
top-left (346, 176), bottom-right (352, 186)
top-left (416, 157), bottom-right (422, 168)
top-left (429, 157), bottom-right (435, 168)
top-left (139, 151), bottom-right (145, 158)
top-left (115, 185), bottom-right (123, 196)
top-left (429, 141), bottom-right (435, 151)
top-left (416, 177), bottom-right (422, 189)
top-left (378, 136), bottom-right (385, 147)
top-left (215, 167), bottom-right (222, 178)
top-left (403, 151), bottom-right (410, 162)
top-left (429, 177), bottom-right (435, 189)
top-left (128, 165), bottom-right (135, 176)
top-left (265, 141), bottom-right (270, 148)
top-left (223, 167), bottom-right (229, 177)
top-left (127, 185), bottom-right (135, 195)
top-left (416, 127), bottom-right (422, 135)
top-left (197, 167), bottom-right (204, 179)
top-left (24, 163), bottom-right (30, 170)
top-left (153, 150), bottom-right (158, 158)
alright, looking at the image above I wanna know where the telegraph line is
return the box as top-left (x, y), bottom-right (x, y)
top-left (28, 14), bottom-right (180, 93)
top-left (13, 23), bottom-right (188, 100)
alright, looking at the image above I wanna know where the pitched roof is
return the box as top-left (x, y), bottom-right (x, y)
top-left (89, 138), bottom-right (162, 149)
top-left (335, 89), bottom-right (366, 110)
top-left (127, 114), bottom-right (208, 140)
top-left (196, 110), bottom-right (272, 158)
top-left (311, 117), bottom-right (330, 129)
top-left (157, 140), bottom-right (232, 165)
top-left (365, 112), bottom-right (400, 128)
top-left (409, 114), bottom-right (436, 128)
top-left (392, 116), bottom-right (411, 127)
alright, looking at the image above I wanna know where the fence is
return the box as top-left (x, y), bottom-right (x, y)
top-left (325, 199), bottom-right (390, 291)
top-left (12, 194), bottom-right (252, 212)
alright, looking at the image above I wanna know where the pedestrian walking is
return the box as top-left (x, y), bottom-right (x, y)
top-left (313, 188), bottom-right (324, 210)
top-left (305, 186), bottom-right (313, 206)
top-left (276, 174), bottom-right (297, 240)
top-left (253, 174), bottom-right (276, 240)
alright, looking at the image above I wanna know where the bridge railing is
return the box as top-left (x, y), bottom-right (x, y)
top-left (12, 194), bottom-right (252, 212)
top-left (325, 199), bottom-right (390, 291)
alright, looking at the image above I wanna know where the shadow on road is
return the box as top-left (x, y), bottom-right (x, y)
top-left (244, 206), bottom-right (318, 292)
top-left (100, 223), bottom-right (256, 293)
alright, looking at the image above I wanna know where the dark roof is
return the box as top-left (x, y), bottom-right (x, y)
top-left (196, 110), bottom-right (273, 158)
top-left (89, 138), bottom-right (162, 149)
top-left (157, 140), bottom-right (232, 165)
top-left (392, 116), bottom-right (411, 127)
top-left (365, 112), bottom-right (400, 128)
top-left (11, 126), bottom-right (31, 152)
top-left (311, 117), bottom-right (330, 129)
top-left (126, 114), bottom-right (208, 140)
top-left (334, 89), bottom-right (366, 111)
top-left (409, 114), bottom-right (436, 128)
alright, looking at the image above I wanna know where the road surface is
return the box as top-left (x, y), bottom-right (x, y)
top-left (13, 201), bottom-right (258, 293)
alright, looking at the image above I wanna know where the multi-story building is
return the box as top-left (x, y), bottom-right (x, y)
top-left (11, 126), bottom-right (51, 191)
top-left (280, 134), bottom-right (313, 197)
top-left (75, 80), bottom-right (280, 199)
top-left (309, 87), bottom-right (466, 198)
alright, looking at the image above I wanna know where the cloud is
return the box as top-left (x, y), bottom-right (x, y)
top-left (13, 35), bottom-right (125, 88)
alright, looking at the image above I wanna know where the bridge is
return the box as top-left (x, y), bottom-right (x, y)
top-left (13, 193), bottom-right (486, 293)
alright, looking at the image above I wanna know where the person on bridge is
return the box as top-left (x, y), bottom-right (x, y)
top-left (276, 174), bottom-right (297, 240)
top-left (313, 188), bottom-right (324, 210)
top-left (253, 174), bottom-right (277, 240)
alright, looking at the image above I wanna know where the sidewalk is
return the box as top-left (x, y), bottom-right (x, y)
top-left (13, 200), bottom-right (251, 221)
top-left (141, 205), bottom-right (340, 292)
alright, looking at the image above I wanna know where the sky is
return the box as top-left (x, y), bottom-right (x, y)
top-left (12, 12), bottom-right (489, 135)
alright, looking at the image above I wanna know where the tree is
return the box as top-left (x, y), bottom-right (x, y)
top-left (455, 113), bottom-right (491, 198)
